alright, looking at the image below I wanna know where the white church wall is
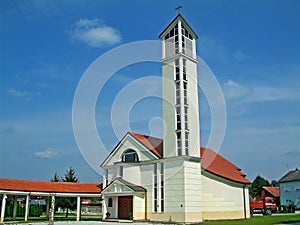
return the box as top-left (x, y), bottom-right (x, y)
top-left (133, 193), bottom-right (146, 220)
top-left (183, 161), bottom-right (202, 210)
top-left (123, 164), bottom-right (141, 184)
top-left (201, 171), bottom-right (250, 220)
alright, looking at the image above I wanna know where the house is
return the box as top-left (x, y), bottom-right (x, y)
top-left (255, 186), bottom-right (280, 205)
top-left (278, 168), bottom-right (300, 209)
top-left (100, 13), bottom-right (251, 223)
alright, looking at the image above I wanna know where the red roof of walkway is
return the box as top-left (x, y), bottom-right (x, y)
top-left (0, 178), bottom-right (102, 193)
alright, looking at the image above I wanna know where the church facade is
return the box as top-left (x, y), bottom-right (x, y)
top-left (100, 14), bottom-right (250, 223)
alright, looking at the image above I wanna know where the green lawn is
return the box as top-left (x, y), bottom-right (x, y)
top-left (3, 214), bottom-right (300, 225)
top-left (202, 215), bottom-right (300, 225)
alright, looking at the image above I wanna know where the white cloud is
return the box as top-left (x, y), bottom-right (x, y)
top-left (199, 36), bottom-right (248, 63)
top-left (35, 148), bottom-right (57, 159)
top-left (223, 80), bottom-right (299, 102)
top-left (234, 50), bottom-right (248, 62)
top-left (223, 80), bottom-right (248, 100)
top-left (2, 126), bottom-right (16, 135)
top-left (69, 18), bottom-right (122, 48)
top-left (8, 89), bottom-right (32, 98)
top-left (249, 87), bottom-right (299, 102)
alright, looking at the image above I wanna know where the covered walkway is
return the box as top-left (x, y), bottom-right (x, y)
top-left (0, 178), bottom-right (102, 223)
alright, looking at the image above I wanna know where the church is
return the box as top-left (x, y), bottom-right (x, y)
top-left (100, 13), bottom-right (251, 223)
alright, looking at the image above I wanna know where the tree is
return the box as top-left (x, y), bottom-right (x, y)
top-left (62, 167), bottom-right (79, 182)
top-left (271, 180), bottom-right (279, 187)
top-left (55, 167), bottom-right (79, 218)
top-left (51, 172), bottom-right (60, 182)
top-left (249, 175), bottom-right (271, 198)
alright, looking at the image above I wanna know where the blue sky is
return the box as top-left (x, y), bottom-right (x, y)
top-left (1, 0), bottom-right (300, 182)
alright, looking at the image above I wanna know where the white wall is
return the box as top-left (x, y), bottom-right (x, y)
top-left (201, 171), bottom-right (250, 220)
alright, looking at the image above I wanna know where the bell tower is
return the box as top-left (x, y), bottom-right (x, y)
top-left (159, 13), bottom-right (200, 158)
top-left (159, 13), bottom-right (202, 223)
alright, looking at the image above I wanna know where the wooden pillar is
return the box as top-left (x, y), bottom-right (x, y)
top-left (13, 196), bottom-right (18, 219)
top-left (76, 196), bottom-right (81, 221)
top-left (1, 194), bottom-right (7, 223)
top-left (24, 195), bottom-right (30, 221)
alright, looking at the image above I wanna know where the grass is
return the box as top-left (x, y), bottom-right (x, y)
top-left (202, 215), bottom-right (300, 225)
top-left (3, 214), bottom-right (300, 224)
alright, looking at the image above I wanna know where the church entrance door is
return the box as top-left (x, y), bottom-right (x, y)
top-left (118, 196), bottom-right (133, 219)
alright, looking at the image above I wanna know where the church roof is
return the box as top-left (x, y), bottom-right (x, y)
top-left (131, 133), bottom-right (250, 184)
top-left (0, 178), bottom-right (102, 193)
top-left (200, 147), bottom-right (250, 184)
top-left (129, 132), bottom-right (163, 158)
top-left (159, 14), bottom-right (198, 39)
top-left (278, 168), bottom-right (300, 183)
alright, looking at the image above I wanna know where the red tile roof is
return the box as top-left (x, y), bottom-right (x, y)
top-left (263, 186), bottom-right (280, 197)
top-left (0, 178), bottom-right (102, 193)
top-left (201, 147), bottom-right (250, 184)
top-left (130, 133), bottom-right (250, 184)
top-left (130, 132), bottom-right (163, 158)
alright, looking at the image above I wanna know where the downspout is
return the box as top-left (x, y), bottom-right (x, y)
top-left (243, 184), bottom-right (247, 219)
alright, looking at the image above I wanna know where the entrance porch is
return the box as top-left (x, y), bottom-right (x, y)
top-left (101, 178), bottom-right (146, 221)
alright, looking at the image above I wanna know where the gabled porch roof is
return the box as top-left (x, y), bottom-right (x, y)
top-left (101, 178), bottom-right (146, 195)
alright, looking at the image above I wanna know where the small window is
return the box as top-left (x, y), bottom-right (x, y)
top-left (284, 185), bottom-right (291, 192)
top-left (122, 149), bottom-right (139, 163)
top-left (108, 197), bottom-right (113, 207)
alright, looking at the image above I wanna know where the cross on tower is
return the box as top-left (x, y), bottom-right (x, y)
top-left (175, 4), bottom-right (182, 14)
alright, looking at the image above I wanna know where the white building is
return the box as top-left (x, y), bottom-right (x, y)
top-left (101, 14), bottom-right (251, 223)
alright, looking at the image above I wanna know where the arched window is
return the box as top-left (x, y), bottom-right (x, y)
top-left (122, 149), bottom-right (139, 163)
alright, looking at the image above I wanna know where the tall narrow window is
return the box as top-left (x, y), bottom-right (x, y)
top-left (177, 131), bottom-right (182, 156)
top-left (183, 81), bottom-right (188, 105)
top-left (175, 59), bottom-right (180, 80)
top-left (183, 59), bottom-right (187, 81)
top-left (174, 25), bottom-right (179, 54)
top-left (185, 131), bottom-right (189, 155)
top-left (119, 165), bottom-right (123, 177)
top-left (184, 106), bottom-right (188, 130)
top-left (160, 163), bottom-right (164, 212)
top-left (108, 197), bottom-right (113, 207)
top-left (153, 163), bottom-right (158, 212)
top-left (176, 82), bottom-right (180, 105)
top-left (176, 106), bottom-right (181, 130)
top-left (105, 169), bottom-right (108, 187)
top-left (182, 36), bottom-right (186, 54)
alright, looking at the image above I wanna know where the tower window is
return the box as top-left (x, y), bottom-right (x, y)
top-left (183, 59), bottom-right (187, 81)
top-left (175, 59), bottom-right (180, 80)
top-left (176, 82), bottom-right (180, 105)
top-left (122, 149), bottom-right (139, 163)
top-left (183, 82), bottom-right (188, 105)
top-left (184, 106), bottom-right (188, 130)
top-left (177, 133), bottom-right (182, 156)
top-left (185, 131), bottom-right (189, 155)
top-left (176, 106), bottom-right (181, 130)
